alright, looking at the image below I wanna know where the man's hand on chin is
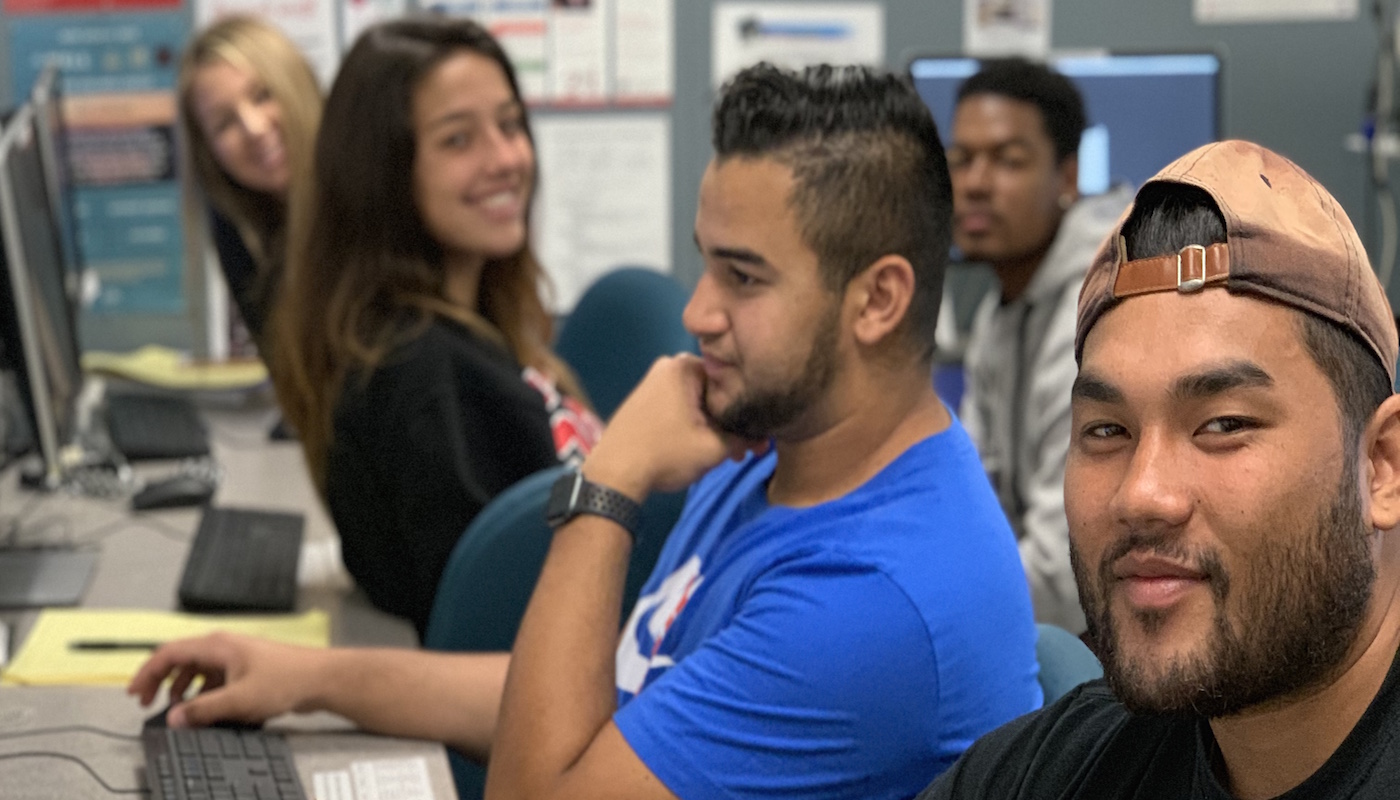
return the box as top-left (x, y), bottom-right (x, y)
top-left (583, 354), bottom-right (765, 501)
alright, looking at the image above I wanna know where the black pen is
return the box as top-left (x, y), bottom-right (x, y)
top-left (69, 641), bottom-right (163, 651)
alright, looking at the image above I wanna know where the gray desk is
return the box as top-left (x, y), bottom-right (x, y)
top-left (0, 402), bottom-right (459, 799)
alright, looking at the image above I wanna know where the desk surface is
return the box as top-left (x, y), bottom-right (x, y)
top-left (0, 400), bottom-right (458, 799)
top-left (2, 687), bottom-right (457, 800)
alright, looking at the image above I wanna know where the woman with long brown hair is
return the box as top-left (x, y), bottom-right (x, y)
top-left (178, 15), bottom-right (320, 342)
top-left (272, 16), bottom-right (601, 635)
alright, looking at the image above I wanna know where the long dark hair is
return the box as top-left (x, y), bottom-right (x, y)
top-left (272, 15), bottom-right (579, 490)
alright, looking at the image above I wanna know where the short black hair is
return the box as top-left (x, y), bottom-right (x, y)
top-left (957, 57), bottom-right (1086, 162)
top-left (712, 62), bottom-right (953, 360)
top-left (1122, 184), bottom-right (1392, 448)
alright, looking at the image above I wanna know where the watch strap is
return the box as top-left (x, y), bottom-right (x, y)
top-left (546, 471), bottom-right (641, 538)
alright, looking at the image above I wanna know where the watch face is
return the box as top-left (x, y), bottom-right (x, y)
top-left (546, 471), bottom-right (582, 527)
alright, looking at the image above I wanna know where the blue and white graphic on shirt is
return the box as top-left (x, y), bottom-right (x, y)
top-left (611, 418), bottom-right (1043, 800)
top-left (616, 554), bottom-right (703, 694)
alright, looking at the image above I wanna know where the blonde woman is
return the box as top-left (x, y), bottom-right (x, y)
top-left (178, 15), bottom-right (320, 342)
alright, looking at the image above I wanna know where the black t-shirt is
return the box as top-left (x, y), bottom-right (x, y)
top-left (209, 209), bottom-right (267, 339)
top-left (920, 644), bottom-right (1400, 799)
top-left (325, 316), bottom-right (563, 637)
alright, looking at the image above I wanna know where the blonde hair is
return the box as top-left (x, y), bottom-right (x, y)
top-left (271, 17), bottom-right (586, 491)
top-left (177, 15), bottom-right (321, 267)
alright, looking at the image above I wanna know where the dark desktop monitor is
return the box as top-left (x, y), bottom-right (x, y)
top-left (0, 102), bottom-right (97, 608)
top-left (0, 102), bottom-right (85, 489)
top-left (30, 64), bottom-right (84, 321)
top-left (908, 52), bottom-right (1221, 195)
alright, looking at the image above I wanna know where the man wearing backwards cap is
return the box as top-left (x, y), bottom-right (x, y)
top-left (919, 139), bottom-right (1400, 800)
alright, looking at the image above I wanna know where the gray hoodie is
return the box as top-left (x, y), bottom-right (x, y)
top-left (960, 185), bottom-right (1132, 634)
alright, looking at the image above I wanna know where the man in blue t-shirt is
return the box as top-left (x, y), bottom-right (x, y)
top-left (130, 63), bottom-right (1040, 800)
top-left (486, 63), bottom-right (1040, 799)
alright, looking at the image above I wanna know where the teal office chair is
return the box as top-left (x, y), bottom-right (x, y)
top-left (1034, 623), bottom-right (1103, 703)
top-left (423, 465), bottom-right (687, 799)
top-left (555, 267), bottom-right (696, 421)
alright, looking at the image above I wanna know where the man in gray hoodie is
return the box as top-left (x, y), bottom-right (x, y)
top-left (951, 58), bottom-right (1131, 633)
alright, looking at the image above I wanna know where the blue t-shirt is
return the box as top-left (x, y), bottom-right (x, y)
top-left (613, 419), bottom-right (1043, 799)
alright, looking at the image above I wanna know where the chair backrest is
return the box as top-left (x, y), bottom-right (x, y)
top-left (422, 465), bottom-right (562, 800)
top-left (1034, 623), bottom-right (1103, 703)
top-left (423, 464), bottom-right (688, 799)
top-left (555, 267), bottom-right (695, 421)
top-left (423, 465), bottom-right (565, 653)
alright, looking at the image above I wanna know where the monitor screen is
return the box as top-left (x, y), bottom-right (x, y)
top-left (0, 103), bottom-right (84, 484)
top-left (30, 65), bottom-right (83, 308)
top-left (909, 53), bottom-right (1221, 195)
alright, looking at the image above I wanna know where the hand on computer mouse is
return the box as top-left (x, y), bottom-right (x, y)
top-left (128, 632), bottom-right (323, 729)
top-left (142, 704), bottom-right (172, 729)
top-left (143, 702), bottom-right (262, 731)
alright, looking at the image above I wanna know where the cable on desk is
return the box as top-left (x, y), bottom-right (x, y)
top-left (9, 513), bottom-right (77, 548)
top-left (0, 724), bottom-right (142, 742)
top-left (10, 489), bottom-right (50, 525)
top-left (0, 491), bottom-right (64, 547)
top-left (79, 513), bottom-right (193, 545)
top-left (0, 751), bottom-right (149, 794)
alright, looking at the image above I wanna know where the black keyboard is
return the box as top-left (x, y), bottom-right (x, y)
top-left (142, 726), bottom-right (307, 800)
top-left (178, 507), bottom-right (304, 613)
top-left (106, 394), bottom-right (211, 461)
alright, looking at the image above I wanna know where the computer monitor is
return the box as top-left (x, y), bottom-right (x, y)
top-left (0, 102), bottom-right (85, 489)
top-left (0, 102), bottom-right (99, 608)
top-left (908, 52), bottom-right (1222, 195)
top-left (30, 65), bottom-right (84, 320)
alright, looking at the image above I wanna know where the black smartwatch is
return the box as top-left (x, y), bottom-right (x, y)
top-left (545, 470), bottom-right (641, 538)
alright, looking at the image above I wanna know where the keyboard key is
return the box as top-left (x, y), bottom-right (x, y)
top-left (142, 728), bottom-right (307, 800)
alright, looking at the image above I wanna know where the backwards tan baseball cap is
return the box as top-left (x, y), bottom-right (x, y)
top-left (1076, 140), bottom-right (1398, 383)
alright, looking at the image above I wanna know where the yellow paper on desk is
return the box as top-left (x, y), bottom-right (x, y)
top-left (0, 609), bottom-right (328, 686)
top-left (83, 345), bottom-right (268, 391)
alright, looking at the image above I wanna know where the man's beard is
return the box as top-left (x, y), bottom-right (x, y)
top-left (1073, 454), bottom-right (1376, 718)
top-left (703, 303), bottom-right (840, 441)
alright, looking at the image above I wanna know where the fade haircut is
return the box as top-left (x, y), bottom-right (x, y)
top-left (712, 62), bottom-right (953, 360)
top-left (1122, 184), bottom-right (1392, 450)
top-left (957, 57), bottom-right (1086, 162)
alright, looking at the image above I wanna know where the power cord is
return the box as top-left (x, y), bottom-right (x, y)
top-left (0, 725), bottom-right (150, 795)
top-left (0, 724), bottom-right (141, 742)
top-left (0, 752), bottom-right (148, 795)
top-left (0, 490), bottom-right (62, 547)
top-left (80, 513), bottom-right (193, 545)
top-left (7, 514), bottom-right (77, 549)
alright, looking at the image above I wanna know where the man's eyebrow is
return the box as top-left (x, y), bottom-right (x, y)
top-left (1072, 374), bottom-right (1123, 404)
top-left (711, 247), bottom-right (769, 266)
top-left (693, 233), bottom-right (770, 268)
top-left (950, 136), bottom-right (1036, 153)
top-left (1171, 362), bottom-right (1274, 401)
top-left (1072, 363), bottom-right (1274, 404)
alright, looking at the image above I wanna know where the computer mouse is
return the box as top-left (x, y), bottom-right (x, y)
top-left (131, 475), bottom-right (216, 512)
top-left (143, 704), bottom-right (263, 731)
top-left (267, 416), bottom-right (297, 442)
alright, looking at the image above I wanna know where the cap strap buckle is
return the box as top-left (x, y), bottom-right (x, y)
top-left (1112, 242), bottom-right (1230, 299)
top-left (1177, 244), bottom-right (1207, 293)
